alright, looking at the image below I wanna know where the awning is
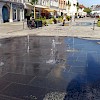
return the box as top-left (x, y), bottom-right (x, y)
top-left (44, 8), bottom-right (55, 12)
top-left (25, 3), bottom-right (34, 9)
top-left (35, 5), bottom-right (48, 9)
top-left (25, 3), bottom-right (34, 6)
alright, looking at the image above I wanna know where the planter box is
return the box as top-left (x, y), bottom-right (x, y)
top-left (26, 16), bottom-right (30, 20)
top-left (35, 20), bottom-right (42, 28)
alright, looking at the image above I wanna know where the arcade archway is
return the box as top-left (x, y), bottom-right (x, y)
top-left (2, 5), bottom-right (10, 23)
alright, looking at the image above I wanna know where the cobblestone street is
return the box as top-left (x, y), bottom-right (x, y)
top-left (0, 17), bottom-right (99, 39)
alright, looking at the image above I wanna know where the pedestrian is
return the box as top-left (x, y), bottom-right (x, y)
top-left (31, 17), bottom-right (36, 28)
top-left (62, 15), bottom-right (66, 26)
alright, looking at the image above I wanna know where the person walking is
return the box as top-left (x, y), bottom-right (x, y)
top-left (62, 15), bottom-right (66, 26)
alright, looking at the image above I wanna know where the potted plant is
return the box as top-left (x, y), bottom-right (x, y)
top-left (66, 16), bottom-right (70, 21)
top-left (53, 18), bottom-right (57, 24)
top-left (97, 18), bottom-right (100, 27)
top-left (42, 20), bottom-right (48, 26)
top-left (35, 18), bottom-right (42, 28)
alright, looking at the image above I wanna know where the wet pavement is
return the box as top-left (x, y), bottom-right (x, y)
top-left (74, 22), bottom-right (92, 26)
top-left (0, 36), bottom-right (100, 100)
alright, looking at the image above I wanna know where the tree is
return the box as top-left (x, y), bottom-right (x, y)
top-left (83, 7), bottom-right (91, 14)
top-left (30, 0), bottom-right (38, 5)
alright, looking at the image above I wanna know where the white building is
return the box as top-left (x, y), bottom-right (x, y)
top-left (91, 5), bottom-right (100, 17)
top-left (0, 0), bottom-right (24, 23)
top-left (70, 0), bottom-right (77, 16)
top-left (78, 5), bottom-right (86, 17)
top-left (66, 0), bottom-right (78, 16)
top-left (50, 0), bottom-right (59, 10)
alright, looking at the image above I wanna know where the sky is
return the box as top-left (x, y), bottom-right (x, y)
top-left (78, 0), bottom-right (100, 7)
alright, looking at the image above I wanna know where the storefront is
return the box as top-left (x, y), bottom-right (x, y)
top-left (24, 3), bottom-right (34, 19)
top-left (2, 4), bottom-right (10, 23)
top-left (50, 0), bottom-right (59, 17)
top-left (0, 1), bottom-right (24, 23)
top-left (12, 3), bottom-right (24, 22)
top-left (35, 5), bottom-right (49, 18)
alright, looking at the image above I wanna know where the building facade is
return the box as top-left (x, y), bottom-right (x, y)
top-left (0, 0), bottom-right (79, 23)
top-left (58, 0), bottom-right (78, 16)
top-left (59, 0), bottom-right (66, 16)
top-left (36, 0), bottom-right (50, 18)
top-left (24, 0), bottom-right (50, 19)
top-left (65, 0), bottom-right (77, 16)
top-left (78, 5), bottom-right (86, 17)
top-left (91, 5), bottom-right (100, 17)
top-left (0, 0), bottom-right (24, 23)
top-left (49, 0), bottom-right (59, 17)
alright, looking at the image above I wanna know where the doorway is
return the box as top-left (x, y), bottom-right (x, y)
top-left (2, 5), bottom-right (9, 23)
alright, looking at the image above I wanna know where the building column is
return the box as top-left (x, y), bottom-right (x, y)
top-left (22, 9), bottom-right (24, 20)
top-left (9, 3), bottom-right (13, 22)
top-left (16, 9), bottom-right (17, 21)
top-left (20, 9), bottom-right (24, 21)
top-left (20, 9), bottom-right (22, 21)
top-left (0, 6), bottom-right (3, 23)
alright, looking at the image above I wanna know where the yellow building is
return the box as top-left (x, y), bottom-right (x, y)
top-left (59, 0), bottom-right (66, 16)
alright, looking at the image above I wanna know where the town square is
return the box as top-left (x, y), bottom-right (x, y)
top-left (0, 0), bottom-right (100, 100)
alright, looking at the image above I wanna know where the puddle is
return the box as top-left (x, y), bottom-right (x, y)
top-left (74, 22), bottom-right (92, 26)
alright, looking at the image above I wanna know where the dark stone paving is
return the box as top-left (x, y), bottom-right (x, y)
top-left (0, 36), bottom-right (100, 99)
top-left (1, 73), bottom-right (34, 84)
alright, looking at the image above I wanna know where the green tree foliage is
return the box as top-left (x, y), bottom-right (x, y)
top-left (77, 2), bottom-right (79, 7)
top-left (97, 21), bottom-right (100, 27)
top-left (97, 18), bottom-right (100, 27)
top-left (30, 0), bottom-right (38, 5)
top-left (83, 8), bottom-right (91, 14)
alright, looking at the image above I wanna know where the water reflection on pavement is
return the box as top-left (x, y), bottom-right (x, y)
top-left (0, 36), bottom-right (100, 100)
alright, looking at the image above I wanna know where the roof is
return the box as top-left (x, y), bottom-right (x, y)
top-left (79, 5), bottom-right (85, 9)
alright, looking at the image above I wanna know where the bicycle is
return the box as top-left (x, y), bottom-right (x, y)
top-left (27, 20), bottom-right (36, 29)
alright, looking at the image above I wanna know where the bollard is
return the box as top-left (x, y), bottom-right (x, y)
top-left (93, 21), bottom-right (95, 30)
top-left (23, 20), bottom-right (24, 29)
